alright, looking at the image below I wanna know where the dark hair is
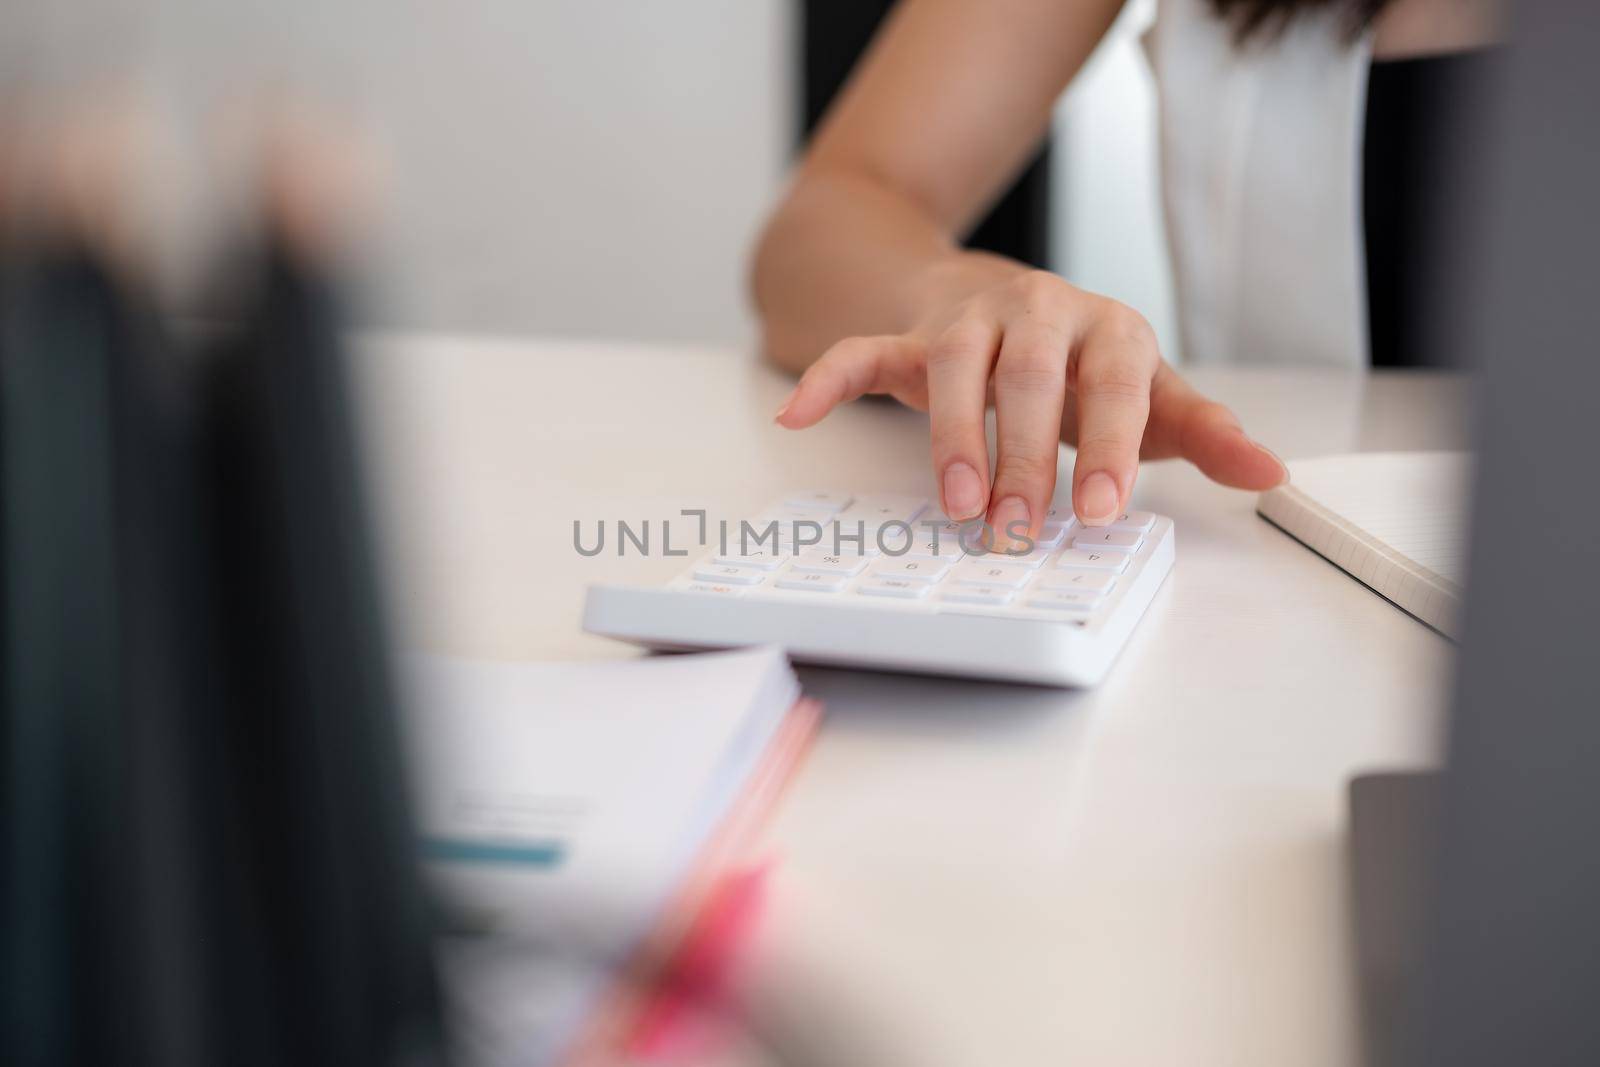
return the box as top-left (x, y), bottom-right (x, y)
top-left (1211, 0), bottom-right (1390, 40)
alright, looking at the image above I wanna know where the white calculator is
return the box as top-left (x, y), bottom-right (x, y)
top-left (583, 492), bottom-right (1175, 687)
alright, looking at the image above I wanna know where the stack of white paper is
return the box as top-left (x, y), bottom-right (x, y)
top-left (403, 645), bottom-right (810, 1067)
top-left (1258, 451), bottom-right (1472, 636)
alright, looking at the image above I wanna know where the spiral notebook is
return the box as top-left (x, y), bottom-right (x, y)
top-left (1257, 452), bottom-right (1472, 638)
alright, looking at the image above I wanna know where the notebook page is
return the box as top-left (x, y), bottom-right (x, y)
top-left (1285, 452), bottom-right (1472, 587)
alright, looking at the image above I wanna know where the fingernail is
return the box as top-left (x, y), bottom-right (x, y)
top-left (1077, 471), bottom-right (1120, 526)
top-left (989, 496), bottom-right (1031, 553)
top-left (1248, 435), bottom-right (1289, 483)
top-left (773, 387), bottom-right (797, 422)
top-left (942, 462), bottom-right (983, 520)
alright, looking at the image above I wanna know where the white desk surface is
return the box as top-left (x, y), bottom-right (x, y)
top-left (353, 333), bottom-right (1471, 1067)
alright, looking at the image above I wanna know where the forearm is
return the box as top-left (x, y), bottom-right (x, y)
top-left (751, 167), bottom-right (1019, 374)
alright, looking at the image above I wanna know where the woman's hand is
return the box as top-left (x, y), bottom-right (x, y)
top-left (753, 3), bottom-right (1280, 544)
top-left (772, 257), bottom-right (1287, 547)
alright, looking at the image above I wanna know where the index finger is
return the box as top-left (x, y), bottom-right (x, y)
top-left (775, 335), bottom-right (924, 429)
top-left (1144, 364), bottom-right (1288, 489)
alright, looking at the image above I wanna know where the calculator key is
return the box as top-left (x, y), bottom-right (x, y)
top-left (782, 491), bottom-right (853, 513)
top-left (761, 508), bottom-right (839, 527)
top-left (872, 557), bottom-right (951, 582)
top-left (738, 518), bottom-right (814, 549)
top-left (823, 541), bottom-right (882, 559)
top-left (712, 550), bottom-right (786, 570)
top-left (1054, 549), bottom-right (1128, 572)
top-left (1038, 569), bottom-right (1117, 595)
top-left (837, 496), bottom-right (929, 528)
top-left (1033, 520), bottom-right (1075, 548)
top-left (953, 561), bottom-right (1033, 589)
top-left (756, 520), bottom-right (879, 556)
top-left (933, 516), bottom-right (987, 533)
top-left (900, 535), bottom-right (967, 561)
top-left (856, 578), bottom-right (932, 599)
top-left (1107, 510), bottom-right (1156, 532)
top-left (823, 534), bottom-right (882, 557)
top-left (776, 572), bottom-right (849, 593)
top-left (942, 585), bottom-right (1014, 606)
top-left (1072, 528), bottom-right (1144, 554)
top-left (778, 525), bottom-right (835, 553)
top-left (777, 516), bottom-right (833, 535)
top-left (925, 519), bottom-right (990, 554)
top-left (791, 550), bottom-right (869, 576)
top-left (1028, 590), bottom-right (1101, 612)
top-left (980, 544), bottom-right (1053, 568)
top-left (684, 582), bottom-right (745, 597)
top-left (692, 564), bottom-right (769, 586)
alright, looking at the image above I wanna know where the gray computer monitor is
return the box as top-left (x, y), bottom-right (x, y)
top-left (1352, 2), bottom-right (1600, 1065)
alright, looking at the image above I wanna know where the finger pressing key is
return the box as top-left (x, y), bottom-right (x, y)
top-left (1069, 303), bottom-right (1159, 526)
top-left (926, 318), bottom-right (1000, 520)
top-left (987, 320), bottom-right (1069, 550)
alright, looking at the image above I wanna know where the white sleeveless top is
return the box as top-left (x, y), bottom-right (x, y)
top-left (1143, 0), bottom-right (1374, 366)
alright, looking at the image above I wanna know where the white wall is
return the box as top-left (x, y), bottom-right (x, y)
top-left (354, 2), bottom-right (794, 346)
top-left (4, 1), bottom-right (1177, 356)
top-left (361, 0), bottom-right (1172, 352)
top-left (3, 0), bottom-right (794, 347)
